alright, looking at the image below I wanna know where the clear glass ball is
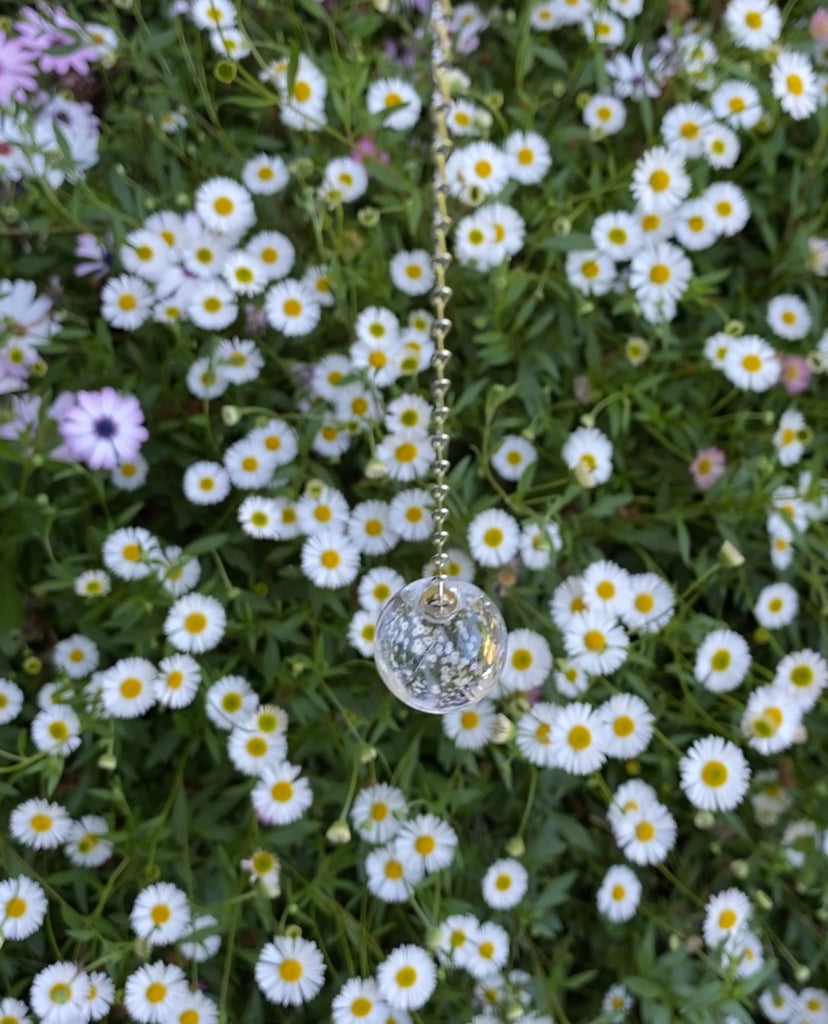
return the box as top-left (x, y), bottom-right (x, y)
top-left (374, 578), bottom-right (507, 714)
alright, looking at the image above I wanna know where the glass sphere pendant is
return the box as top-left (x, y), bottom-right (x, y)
top-left (374, 577), bottom-right (508, 714)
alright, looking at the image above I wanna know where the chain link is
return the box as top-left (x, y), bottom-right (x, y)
top-left (428, 0), bottom-right (455, 610)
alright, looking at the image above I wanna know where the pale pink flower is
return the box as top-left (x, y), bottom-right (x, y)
top-left (810, 8), bottom-right (828, 42)
top-left (780, 354), bottom-right (812, 395)
top-left (689, 447), bottom-right (726, 491)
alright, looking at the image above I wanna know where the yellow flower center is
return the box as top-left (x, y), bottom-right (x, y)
top-left (283, 299), bottom-right (302, 317)
top-left (511, 649), bottom-right (532, 671)
top-left (280, 958), bottom-right (303, 981)
top-left (719, 908), bottom-right (737, 929)
top-left (649, 264), bottom-right (670, 285)
top-left (151, 904), bottom-right (171, 924)
top-left (385, 859), bottom-right (403, 879)
top-left (584, 630), bottom-right (606, 652)
top-left (213, 197), bottom-right (234, 216)
top-left (460, 710), bottom-right (480, 729)
top-left (649, 169), bottom-right (670, 192)
top-left (6, 896), bottom-right (26, 918)
top-left (635, 593), bottom-right (654, 613)
top-left (787, 74), bottom-right (804, 96)
top-left (415, 835), bottom-right (436, 855)
top-left (118, 294), bottom-right (137, 311)
top-left (568, 725), bottom-right (591, 750)
top-left (271, 781), bottom-right (294, 802)
top-left (484, 527), bottom-right (504, 548)
top-left (396, 443), bottom-right (417, 463)
top-left (185, 613), bottom-right (207, 634)
top-left (121, 677), bottom-right (142, 699)
top-left (293, 82), bottom-right (311, 102)
top-left (146, 982), bottom-right (167, 1003)
top-left (321, 550), bottom-right (340, 569)
top-left (701, 760), bottom-right (728, 787)
top-left (395, 967), bottom-right (417, 988)
top-left (635, 821), bottom-right (655, 842)
top-left (614, 716), bottom-right (634, 737)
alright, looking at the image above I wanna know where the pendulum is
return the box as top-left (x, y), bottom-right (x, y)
top-left (373, 0), bottom-right (508, 714)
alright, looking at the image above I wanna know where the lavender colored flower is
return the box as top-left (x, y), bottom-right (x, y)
top-left (689, 447), bottom-right (726, 492)
top-left (58, 387), bottom-right (149, 470)
top-left (14, 5), bottom-right (97, 76)
top-left (0, 30), bottom-right (40, 105)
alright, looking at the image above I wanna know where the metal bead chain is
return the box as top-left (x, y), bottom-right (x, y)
top-left (428, 0), bottom-right (455, 612)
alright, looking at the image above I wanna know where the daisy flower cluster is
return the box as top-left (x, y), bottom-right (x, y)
top-left (0, 278), bottom-right (60, 395)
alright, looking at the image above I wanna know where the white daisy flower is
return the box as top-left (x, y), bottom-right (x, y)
top-left (694, 629), bottom-right (751, 693)
top-left (591, 211), bottom-right (643, 260)
top-left (357, 567), bottom-right (405, 611)
top-left (63, 814), bottom-right (113, 868)
top-left (376, 945), bottom-right (436, 1011)
top-left (773, 648), bottom-right (828, 712)
top-left (235, 496), bottom-right (278, 540)
top-left (332, 978), bottom-right (387, 1024)
top-left (563, 610), bottom-right (629, 676)
top-left (773, 409), bottom-right (808, 467)
top-left (603, 984), bottom-right (634, 1021)
top-left (582, 94), bottom-right (627, 134)
top-left (722, 335), bottom-right (780, 392)
top-left (0, 875), bottom-right (48, 941)
top-left (348, 608), bottom-right (378, 657)
top-left (52, 634), bottom-right (99, 679)
top-left (300, 529), bottom-right (360, 589)
top-left (674, 197), bottom-right (720, 251)
top-left (246, 229), bottom-right (295, 281)
top-left (251, 762), bottom-right (313, 825)
top-left (554, 661), bottom-right (589, 698)
top-left (312, 419), bottom-right (351, 458)
top-left (599, 693), bottom-right (654, 759)
top-left (515, 702), bottom-right (560, 767)
top-left (376, 430), bottom-right (433, 482)
top-left (724, 0), bottom-right (781, 48)
top-left (102, 525), bottom-right (160, 580)
top-left (194, 176), bottom-right (256, 235)
top-left (702, 122), bottom-right (740, 170)
top-left (0, 678), bottom-right (24, 725)
top-left (442, 698), bottom-right (497, 750)
top-left (661, 101), bottom-right (714, 159)
top-left (365, 841), bottom-right (424, 903)
top-left (434, 913), bottom-right (481, 965)
top-left (551, 701), bottom-right (608, 775)
top-left (565, 249), bottom-right (617, 296)
top-left (222, 250), bottom-right (268, 297)
top-left (519, 521), bottom-right (562, 571)
top-left (186, 357), bottom-right (230, 400)
top-left (741, 685), bottom-right (802, 755)
top-left (182, 461), bottom-right (231, 506)
top-left (297, 487), bottom-right (350, 540)
top-left (703, 887), bottom-right (751, 948)
top-left (30, 706), bottom-right (82, 757)
top-left (163, 594), bottom-right (226, 654)
top-left (242, 152), bottom-right (289, 195)
top-left (349, 500), bottom-right (399, 555)
top-left (155, 546), bottom-right (201, 597)
top-left (190, 0), bottom-right (236, 31)
top-left (561, 426), bottom-right (613, 487)
top-left (395, 813), bottom-right (458, 874)
top-left (703, 181), bottom-right (750, 236)
top-left (278, 55), bottom-right (328, 131)
top-left (9, 797), bottom-right (72, 850)
top-left (614, 801), bottom-right (677, 865)
top-left (205, 674), bottom-right (258, 730)
top-left (679, 735), bottom-right (751, 811)
top-left (388, 488), bottom-right (434, 541)
top-left (30, 964), bottom-right (91, 1024)
top-left (366, 78), bottom-right (423, 131)
top-left (383, 394), bottom-right (431, 435)
top-left (73, 569), bottom-right (111, 599)
top-left (620, 572), bottom-right (675, 633)
top-left (265, 279), bottom-right (321, 337)
top-left (100, 273), bottom-right (153, 330)
top-left (450, 141), bottom-right (511, 199)
top-left (481, 857), bottom-right (529, 910)
top-left (227, 717), bottom-right (288, 777)
top-left (499, 629), bottom-right (552, 694)
top-left (389, 249), bottom-right (435, 296)
top-left (456, 921), bottom-right (510, 979)
top-left (583, 11), bottom-right (625, 45)
top-left (130, 882), bottom-right (191, 947)
top-left (490, 434), bottom-right (538, 482)
top-left (121, 228), bottom-right (173, 282)
top-left (84, 969), bottom-right (115, 1021)
top-left (124, 961), bottom-right (188, 1023)
top-left (711, 79), bottom-right (763, 129)
top-left (549, 575), bottom-right (590, 631)
top-left (467, 508), bottom-right (521, 567)
top-left (224, 438), bottom-right (278, 490)
top-left (630, 146), bottom-right (691, 213)
top-left (166, 987), bottom-right (219, 1022)
top-left (98, 656), bottom-right (157, 718)
top-left (754, 581), bottom-right (798, 629)
top-left (111, 454), bottom-right (150, 491)
top-left (629, 241), bottom-right (693, 315)
top-left (351, 783), bottom-right (407, 844)
top-left (759, 985), bottom-right (800, 1023)
top-left (582, 559), bottom-right (632, 618)
top-left (504, 130), bottom-right (551, 184)
top-left (596, 864), bottom-right (641, 922)
top-left (772, 50), bottom-right (819, 120)
top-left (182, 228), bottom-right (231, 278)
top-left (767, 293), bottom-right (812, 340)
top-left (320, 157), bottom-right (369, 204)
top-left (301, 263), bottom-right (335, 307)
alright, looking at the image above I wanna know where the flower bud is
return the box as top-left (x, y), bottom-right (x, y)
top-left (364, 458), bottom-right (389, 481)
top-left (730, 859), bottom-right (749, 880)
top-left (357, 206), bottom-right (381, 228)
top-left (505, 835), bottom-right (525, 858)
top-left (221, 405), bottom-right (241, 426)
top-left (694, 810), bottom-right (715, 830)
top-left (718, 540), bottom-right (745, 568)
top-left (325, 820), bottom-right (352, 845)
top-left (22, 655), bottom-right (41, 675)
top-left (490, 714), bottom-right (515, 745)
top-left (359, 742), bottom-right (378, 764)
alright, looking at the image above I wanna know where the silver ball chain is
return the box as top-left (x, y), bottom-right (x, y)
top-left (425, 0), bottom-right (456, 618)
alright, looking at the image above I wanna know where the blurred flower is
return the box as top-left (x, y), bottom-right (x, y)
top-left (57, 387), bottom-right (148, 470)
top-left (689, 446), bottom-right (726, 491)
top-left (780, 354), bottom-right (812, 394)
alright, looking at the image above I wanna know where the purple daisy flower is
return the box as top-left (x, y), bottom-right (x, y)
top-left (14, 6), bottom-right (97, 77)
top-left (0, 30), bottom-right (40, 105)
top-left (58, 387), bottom-right (148, 470)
